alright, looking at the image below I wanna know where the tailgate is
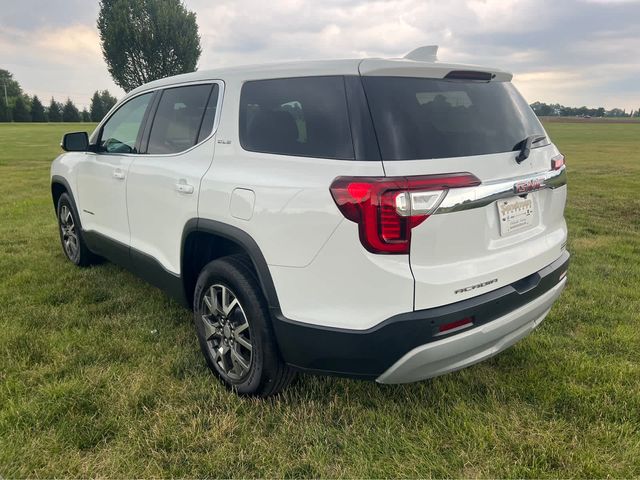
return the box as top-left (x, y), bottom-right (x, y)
top-left (360, 74), bottom-right (568, 310)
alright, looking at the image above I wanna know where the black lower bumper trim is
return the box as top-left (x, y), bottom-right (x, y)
top-left (272, 251), bottom-right (570, 379)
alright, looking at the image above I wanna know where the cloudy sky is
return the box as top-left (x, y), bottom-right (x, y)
top-left (1, 0), bottom-right (639, 110)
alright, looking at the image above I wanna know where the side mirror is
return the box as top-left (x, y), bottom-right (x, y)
top-left (61, 132), bottom-right (89, 152)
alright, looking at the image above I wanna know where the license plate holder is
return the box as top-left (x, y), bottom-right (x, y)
top-left (497, 196), bottom-right (536, 236)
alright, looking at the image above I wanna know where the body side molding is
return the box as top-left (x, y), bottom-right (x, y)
top-left (82, 230), bottom-right (187, 306)
top-left (53, 175), bottom-right (187, 305)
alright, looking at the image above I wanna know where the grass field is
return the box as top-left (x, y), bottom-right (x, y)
top-left (1, 122), bottom-right (639, 478)
top-left (540, 116), bottom-right (640, 124)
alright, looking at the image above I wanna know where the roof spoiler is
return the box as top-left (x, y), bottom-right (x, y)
top-left (404, 45), bottom-right (438, 62)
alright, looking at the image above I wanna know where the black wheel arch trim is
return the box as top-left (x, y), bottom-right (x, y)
top-left (181, 218), bottom-right (282, 311)
top-left (51, 175), bottom-right (81, 222)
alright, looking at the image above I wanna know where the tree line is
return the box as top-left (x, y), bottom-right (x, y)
top-left (0, 69), bottom-right (117, 123)
top-left (530, 101), bottom-right (640, 118)
top-left (1, 0), bottom-right (201, 124)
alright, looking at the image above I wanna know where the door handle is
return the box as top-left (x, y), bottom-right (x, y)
top-left (175, 180), bottom-right (194, 194)
top-left (113, 169), bottom-right (125, 180)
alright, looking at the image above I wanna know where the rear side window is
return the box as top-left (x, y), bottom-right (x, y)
top-left (147, 84), bottom-right (218, 155)
top-left (197, 84), bottom-right (220, 143)
top-left (239, 76), bottom-right (354, 160)
top-left (362, 77), bottom-right (547, 161)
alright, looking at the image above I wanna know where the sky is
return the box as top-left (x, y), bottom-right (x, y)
top-left (1, 0), bottom-right (639, 110)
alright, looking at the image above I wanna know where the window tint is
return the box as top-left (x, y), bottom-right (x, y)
top-left (197, 84), bottom-right (220, 143)
top-left (362, 77), bottom-right (547, 161)
top-left (99, 93), bottom-right (152, 154)
top-left (147, 84), bottom-right (216, 155)
top-left (239, 76), bottom-right (354, 160)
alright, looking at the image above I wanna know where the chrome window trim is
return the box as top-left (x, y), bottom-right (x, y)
top-left (92, 79), bottom-right (225, 158)
top-left (434, 166), bottom-right (567, 215)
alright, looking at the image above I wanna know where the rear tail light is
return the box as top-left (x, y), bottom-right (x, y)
top-left (329, 173), bottom-right (481, 254)
top-left (551, 153), bottom-right (565, 170)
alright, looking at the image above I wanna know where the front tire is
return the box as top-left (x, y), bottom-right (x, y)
top-left (193, 256), bottom-right (295, 396)
top-left (56, 193), bottom-right (96, 267)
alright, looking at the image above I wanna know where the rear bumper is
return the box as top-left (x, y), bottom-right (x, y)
top-left (272, 250), bottom-right (570, 380)
top-left (377, 276), bottom-right (565, 383)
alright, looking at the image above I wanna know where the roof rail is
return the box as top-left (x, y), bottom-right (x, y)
top-left (403, 45), bottom-right (438, 62)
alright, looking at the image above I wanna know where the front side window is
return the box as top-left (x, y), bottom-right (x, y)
top-left (362, 77), bottom-right (547, 161)
top-left (99, 92), bottom-right (153, 154)
top-left (239, 76), bottom-right (354, 160)
top-left (147, 84), bottom-right (217, 155)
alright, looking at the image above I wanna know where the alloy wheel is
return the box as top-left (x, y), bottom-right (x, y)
top-left (201, 284), bottom-right (253, 381)
top-left (59, 205), bottom-right (79, 260)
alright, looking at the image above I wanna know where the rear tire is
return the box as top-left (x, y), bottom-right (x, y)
top-left (193, 255), bottom-right (295, 396)
top-left (56, 193), bottom-right (96, 267)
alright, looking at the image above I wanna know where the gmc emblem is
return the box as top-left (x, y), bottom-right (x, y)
top-left (514, 177), bottom-right (544, 194)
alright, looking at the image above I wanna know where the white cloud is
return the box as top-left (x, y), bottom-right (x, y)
top-left (0, 24), bottom-right (121, 108)
top-left (191, 0), bottom-right (554, 66)
top-left (0, 0), bottom-right (638, 109)
top-left (513, 70), bottom-right (595, 105)
top-left (35, 25), bottom-right (102, 59)
top-left (582, 0), bottom-right (640, 3)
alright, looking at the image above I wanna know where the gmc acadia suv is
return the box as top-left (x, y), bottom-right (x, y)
top-left (51, 46), bottom-right (569, 396)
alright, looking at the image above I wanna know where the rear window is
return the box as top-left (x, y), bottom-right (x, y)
top-left (239, 76), bottom-right (354, 160)
top-left (362, 77), bottom-right (547, 161)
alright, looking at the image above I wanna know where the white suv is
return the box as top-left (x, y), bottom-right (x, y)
top-left (51, 46), bottom-right (569, 396)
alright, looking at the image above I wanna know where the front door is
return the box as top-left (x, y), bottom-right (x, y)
top-left (76, 92), bottom-right (154, 250)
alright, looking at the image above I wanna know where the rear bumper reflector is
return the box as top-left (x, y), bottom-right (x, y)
top-left (437, 316), bottom-right (474, 335)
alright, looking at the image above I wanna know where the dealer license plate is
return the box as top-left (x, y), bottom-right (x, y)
top-left (497, 196), bottom-right (535, 236)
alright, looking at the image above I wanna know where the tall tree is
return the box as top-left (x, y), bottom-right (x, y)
top-left (97, 0), bottom-right (201, 92)
top-left (89, 91), bottom-right (105, 122)
top-left (48, 98), bottom-right (62, 122)
top-left (100, 90), bottom-right (118, 113)
top-left (0, 101), bottom-right (11, 122)
top-left (12, 95), bottom-right (31, 122)
top-left (31, 95), bottom-right (46, 122)
top-left (62, 99), bottom-right (81, 122)
top-left (0, 69), bottom-right (22, 102)
top-left (81, 108), bottom-right (91, 122)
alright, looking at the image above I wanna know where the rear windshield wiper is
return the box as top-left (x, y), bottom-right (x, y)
top-left (515, 134), bottom-right (547, 163)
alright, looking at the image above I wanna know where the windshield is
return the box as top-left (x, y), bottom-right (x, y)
top-left (362, 76), bottom-right (547, 161)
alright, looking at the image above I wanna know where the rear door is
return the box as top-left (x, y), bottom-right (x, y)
top-left (126, 82), bottom-right (222, 276)
top-left (360, 73), bottom-right (567, 310)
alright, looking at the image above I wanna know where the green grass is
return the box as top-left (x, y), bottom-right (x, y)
top-left (1, 122), bottom-right (639, 478)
